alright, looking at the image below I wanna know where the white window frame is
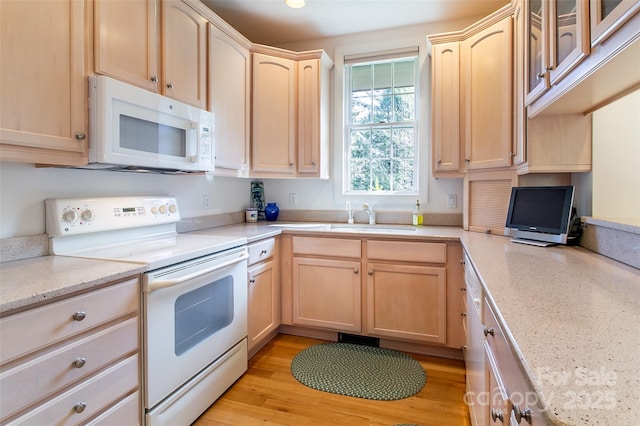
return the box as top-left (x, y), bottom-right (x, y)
top-left (332, 38), bottom-right (429, 208)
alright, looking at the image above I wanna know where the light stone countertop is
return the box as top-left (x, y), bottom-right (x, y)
top-left (1, 222), bottom-right (638, 425)
top-left (460, 232), bottom-right (640, 426)
top-left (0, 256), bottom-right (145, 315)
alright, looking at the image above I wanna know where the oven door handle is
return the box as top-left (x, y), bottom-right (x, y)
top-left (146, 252), bottom-right (248, 291)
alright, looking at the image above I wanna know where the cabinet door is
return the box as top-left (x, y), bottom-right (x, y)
top-left (292, 257), bottom-right (361, 332)
top-left (162, 1), bottom-right (207, 108)
top-left (366, 263), bottom-right (446, 344)
top-left (0, 0), bottom-right (87, 166)
top-left (548, 0), bottom-right (590, 85)
top-left (463, 17), bottom-right (513, 170)
top-left (248, 259), bottom-right (280, 353)
top-left (431, 42), bottom-right (462, 176)
top-left (252, 53), bottom-right (297, 175)
top-left (209, 24), bottom-right (250, 175)
top-left (524, 0), bottom-right (550, 105)
top-left (486, 345), bottom-right (511, 426)
top-left (297, 59), bottom-right (320, 174)
top-left (94, 0), bottom-right (160, 92)
top-left (590, 0), bottom-right (640, 46)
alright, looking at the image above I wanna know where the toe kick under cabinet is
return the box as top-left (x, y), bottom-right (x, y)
top-left (282, 235), bottom-right (465, 349)
top-left (0, 277), bottom-right (141, 425)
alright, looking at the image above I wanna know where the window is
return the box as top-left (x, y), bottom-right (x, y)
top-left (344, 53), bottom-right (419, 195)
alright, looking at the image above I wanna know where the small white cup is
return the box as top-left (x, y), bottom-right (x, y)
top-left (246, 208), bottom-right (258, 223)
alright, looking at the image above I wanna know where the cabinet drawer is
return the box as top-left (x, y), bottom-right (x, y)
top-left (86, 391), bottom-right (140, 426)
top-left (292, 236), bottom-right (361, 258)
top-left (6, 354), bottom-right (138, 426)
top-left (0, 278), bottom-right (139, 364)
top-left (0, 318), bottom-right (138, 421)
top-left (483, 298), bottom-right (510, 371)
top-left (248, 237), bottom-right (276, 265)
top-left (367, 240), bottom-right (446, 263)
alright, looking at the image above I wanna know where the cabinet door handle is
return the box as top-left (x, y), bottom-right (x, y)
top-left (150, 75), bottom-right (158, 83)
top-left (249, 278), bottom-right (256, 284)
top-left (460, 258), bottom-right (465, 264)
top-left (513, 404), bottom-right (532, 424)
top-left (72, 357), bottom-right (86, 368)
top-left (367, 270), bottom-right (373, 276)
top-left (74, 132), bottom-right (86, 140)
top-left (166, 82), bottom-right (174, 90)
top-left (353, 268), bottom-right (359, 274)
top-left (73, 402), bottom-right (87, 413)
top-left (436, 158), bottom-right (442, 164)
top-left (491, 408), bottom-right (505, 423)
top-left (72, 311), bottom-right (86, 321)
top-left (484, 326), bottom-right (495, 337)
top-left (464, 158), bottom-right (470, 162)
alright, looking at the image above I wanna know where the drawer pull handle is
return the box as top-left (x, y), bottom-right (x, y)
top-left (513, 404), bottom-right (532, 424)
top-left (72, 311), bottom-right (86, 321)
top-left (73, 357), bottom-right (86, 368)
top-left (73, 402), bottom-right (87, 413)
top-left (354, 268), bottom-right (359, 274)
top-left (249, 278), bottom-right (256, 284)
top-left (491, 408), bottom-right (505, 422)
top-left (260, 249), bottom-right (268, 255)
top-left (460, 258), bottom-right (465, 264)
top-left (461, 312), bottom-right (467, 318)
top-left (484, 327), bottom-right (495, 337)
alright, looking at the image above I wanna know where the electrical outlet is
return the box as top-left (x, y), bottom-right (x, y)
top-left (447, 194), bottom-right (457, 209)
top-left (203, 194), bottom-right (212, 210)
top-left (289, 193), bottom-right (297, 206)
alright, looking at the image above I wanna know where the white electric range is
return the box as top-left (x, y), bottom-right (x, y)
top-left (46, 196), bottom-right (249, 426)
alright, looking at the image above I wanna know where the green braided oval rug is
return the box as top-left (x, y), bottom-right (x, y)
top-left (290, 342), bottom-right (426, 400)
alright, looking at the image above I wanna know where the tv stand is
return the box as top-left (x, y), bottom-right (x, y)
top-left (510, 238), bottom-right (557, 247)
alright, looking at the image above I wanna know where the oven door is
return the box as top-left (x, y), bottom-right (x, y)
top-left (143, 246), bottom-right (248, 409)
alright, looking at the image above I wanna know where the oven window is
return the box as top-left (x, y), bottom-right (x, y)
top-left (174, 276), bottom-right (234, 356)
top-left (120, 115), bottom-right (187, 157)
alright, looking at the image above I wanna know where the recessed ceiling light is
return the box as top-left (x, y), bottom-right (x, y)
top-left (286, 0), bottom-right (305, 8)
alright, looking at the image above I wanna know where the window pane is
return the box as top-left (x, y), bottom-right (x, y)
top-left (371, 159), bottom-right (391, 191)
top-left (392, 159), bottom-right (415, 191)
top-left (371, 128), bottom-right (391, 158)
top-left (373, 95), bottom-right (392, 123)
top-left (352, 95), bottom-right (372, 124)
top-left (350, 159), bottom-right (371, 191)
top-left (373, 62), bottom-right (392, 90)
top-left (394, 60), bottom-right (415, 88)
top-left (393, 128), bottom-right (415, 158)
top-left (352, 65), bottom-right (372, 91)
top-left (350, 129), bottom-right (371, 158)
top-left (394, 94), bottom-right (415, 121)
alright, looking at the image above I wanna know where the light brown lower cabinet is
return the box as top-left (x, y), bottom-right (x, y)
top-left (247, 237), bottom-right (280, 356)
top-left (282, 235), bottom-right (464, 349)
top-left (0, 277), bottom-right (140, 425)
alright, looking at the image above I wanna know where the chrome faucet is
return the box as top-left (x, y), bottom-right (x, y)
top-left (346, 201), bottom-right (354, 224)
top-left (362, 203), bottom-right (376, 225)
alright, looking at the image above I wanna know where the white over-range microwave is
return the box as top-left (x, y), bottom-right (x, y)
top-left (86, 75), bottom-right (214, 173)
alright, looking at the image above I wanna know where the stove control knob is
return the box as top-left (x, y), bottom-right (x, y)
top-left (62, 209), bottom-right (78, 223)
top-left (81, 209), bottom-right (94, 222)
top-left (151, 206), bottom-right (158, 215)
top-left (169, 204), bottom-right (177, 214)
top-left (159, 205), bottom-right (167, 214)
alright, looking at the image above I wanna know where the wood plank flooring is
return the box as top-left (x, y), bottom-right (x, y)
top-left (193, 334), bottom-right (471, 426)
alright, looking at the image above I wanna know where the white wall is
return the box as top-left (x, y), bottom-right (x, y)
top-left (591, 89), bottom-right (640, 221)
top-left (0, 162), bottom-right (250, 238)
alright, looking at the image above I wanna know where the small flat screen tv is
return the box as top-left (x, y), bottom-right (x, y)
top-left (504, 185), bottom-right (575, 246)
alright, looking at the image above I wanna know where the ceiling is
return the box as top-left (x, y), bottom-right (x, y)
top-left (201, 0), bottom-right (510, 45)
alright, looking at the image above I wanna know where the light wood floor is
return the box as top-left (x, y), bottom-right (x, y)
top-left (193, 334), bottom-right (471, 426)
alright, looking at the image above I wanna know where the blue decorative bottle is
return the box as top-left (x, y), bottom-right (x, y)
top-left (264, 202), bottom-right (279, 221)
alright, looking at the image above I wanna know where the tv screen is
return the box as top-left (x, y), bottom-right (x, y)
top-left (504, 186), bottom-right (574, 245)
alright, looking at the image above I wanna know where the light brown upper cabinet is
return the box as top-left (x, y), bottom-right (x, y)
top-left (463, 16), bottom-right (514, 171)
top-left (252, 53), bottom-right (298, 176)
top-left (251, 49), bottom-right (333, 178)
top-left (431, 42), bottom-right (462, 177)
top-left (94, 0), bottom-right (207, 109)
top-left (209, 24), bottom-right (251, 177)
top-left (524, 0), bottom-right (590, 106)
top-left (0, 0), bottom-right (88, 166)
top-left (590, 0), bottom-right (640, 46)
